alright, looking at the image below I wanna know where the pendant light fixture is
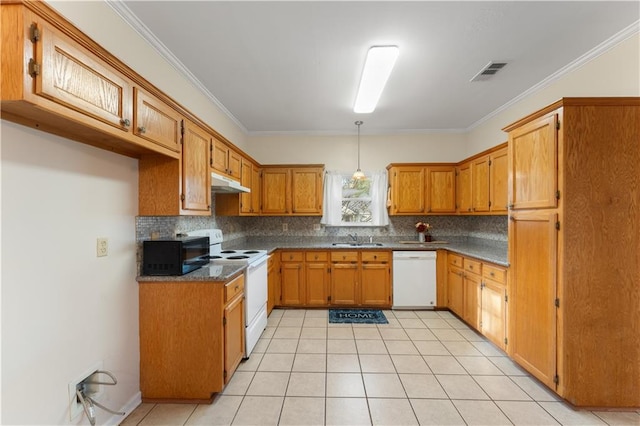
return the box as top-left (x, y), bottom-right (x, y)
top-left (352, 120), bottom-right (366, 180)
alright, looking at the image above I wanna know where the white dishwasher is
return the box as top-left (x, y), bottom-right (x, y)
top-left (392, 251), bottom-right (437, 309)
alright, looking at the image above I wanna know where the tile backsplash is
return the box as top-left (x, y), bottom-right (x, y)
top-left (136, 197), bottom-right (507, 244)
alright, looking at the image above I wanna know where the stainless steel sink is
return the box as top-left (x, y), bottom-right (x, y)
top-left (331, 242), bottom-right (384, 247)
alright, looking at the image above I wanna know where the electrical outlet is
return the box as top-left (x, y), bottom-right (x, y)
top-left (313, 223), bottom-right (321, 231)
top-left (282, 223), bottom-right (288, 232)
top-left (96, 238), bottom-right (108, 257)
top-left (68, 361), bottom-right (103, 420)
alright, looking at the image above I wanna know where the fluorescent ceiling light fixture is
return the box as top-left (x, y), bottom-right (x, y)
top-left (353, 45), bottom-right (399, 113)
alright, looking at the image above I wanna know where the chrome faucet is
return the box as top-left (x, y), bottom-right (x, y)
top-left (348, 233), bottom-right (358, 244)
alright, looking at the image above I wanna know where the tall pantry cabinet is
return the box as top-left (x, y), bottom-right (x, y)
top-left (504, 98), bottom-right (640, 408)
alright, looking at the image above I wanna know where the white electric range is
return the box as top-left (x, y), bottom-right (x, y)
top-left (184, 229), bottom-right (268, 358)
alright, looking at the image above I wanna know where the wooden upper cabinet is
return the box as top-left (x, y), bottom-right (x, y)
top-left (133, 88), bottom-right (181, 153)
top-left (211, 138), bottom-right (230, 174)
top-left (508, 113), bottom-right (558, 210)
top-left (262, 168), bottom-right (291, 215)
top-left (34, 18), bottom-right (133, 133)
top-left (228, 149), bottom-right (242, 178)
top-left (426, 166), bottom-right (456, 213)
top-left (260, 166), bottom-right (323, 216)
top-left (456, 162), bottom-right (472, 213)
top-left (251, 165), bottom-right (262, 214)
top-left (472, 155), bottom-right (490, 213)
top-left (240, 158), bottom-right (253, 215)
top-left (1, 6), bottom-right (181, 159)
top-left (211, 138), bottom-right (241, 179)
top-left (489, 147), bottom-right (508, 213)
top-left (389, 166), bottom-right (425, 215)
top-left (291, 167), bottom-right (323, 215)
top-left (182, 120), bottom-right (211, 212)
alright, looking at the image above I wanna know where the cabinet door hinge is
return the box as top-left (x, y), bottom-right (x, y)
top-left (488, 159), bottom-right (492, 166)
top-left (223, 370), bottom-right (227, 379)
top-left (555, 298), bottom-right (560, 308)
top-left (556, 190), bottom-right (560, 200)
top-left (555, 221), bottom-right (560, 230)
top-left (504, 337), bottom-right (508, 345)
top-left (553, 374), bottom-right (559, 385)
top-left (488, 200), bottom-right (492, 207)
top-left (556, 120), bottom-right (561, 130)
top-left (505, 294), bottom-right (508, 303)
top-left (28, 58), bottom-right (40, 77)
top-left (210, 141), bottom-right (213, 166)
top-left (180, 120), bottom-right (185, 138)
top-left (223, 316), bottom-right (227, 326)
top-left (180, 193), bottom-right (185, 202)
top-left (29, 24), bottom-right (41, 42)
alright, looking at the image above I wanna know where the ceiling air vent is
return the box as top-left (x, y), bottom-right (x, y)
top-left (470, 61), bottom-right (508, 82)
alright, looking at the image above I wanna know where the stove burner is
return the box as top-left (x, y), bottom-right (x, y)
top-left (226, 255), bottom-right (250, 260)
top-left (244, 250), bottom-right (261, 254)
top-left (221, 250), bottom-right (237, 254)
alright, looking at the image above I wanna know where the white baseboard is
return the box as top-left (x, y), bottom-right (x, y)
top-left (104, 391), bottom-right (142, 426)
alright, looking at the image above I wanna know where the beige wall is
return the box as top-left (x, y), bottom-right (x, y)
top-left (1, 122), bottom-right (140, 424)
top-left (248, 132), bottom-right (467, 171)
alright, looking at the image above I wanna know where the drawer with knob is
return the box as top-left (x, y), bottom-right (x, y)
top-left (482, 264), bottom-right (507, 284)
top-left (225, 274), bottom-right (245, 303)
top-left (463, 258), bottom-right (482, 275)
top-left (361, 251), bottom-right (390, 263)
top-left (448, 253), bottom-right (463, 268)
top-left (330, 251), bottom-right (358, 263)
top-left (305, 251), bottom-right (328, 262)
top-left (281, 251), bottom-right (304, 262)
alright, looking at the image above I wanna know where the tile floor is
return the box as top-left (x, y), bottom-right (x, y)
top-left (122, 309), bottom-right (640, 426)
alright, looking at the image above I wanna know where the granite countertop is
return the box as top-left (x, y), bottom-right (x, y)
top-left (225, 237), bottom-right (508, 267)
top-left (137, 264), bottom-right (246, 282)
top-left (137, 236), bottom-right (508, 283)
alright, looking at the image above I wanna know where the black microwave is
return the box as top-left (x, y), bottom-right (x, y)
top-left (142, 236), bottom-right (209, 276)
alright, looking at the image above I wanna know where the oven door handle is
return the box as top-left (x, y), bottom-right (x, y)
top-left (247, 256), bottom-right (268, 271)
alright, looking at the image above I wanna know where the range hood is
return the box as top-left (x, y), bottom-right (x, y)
top-left (211, 172), bottom-right (250, 193)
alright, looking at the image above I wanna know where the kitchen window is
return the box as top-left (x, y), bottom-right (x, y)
top-left (321, 170), bottom-right (389, 227)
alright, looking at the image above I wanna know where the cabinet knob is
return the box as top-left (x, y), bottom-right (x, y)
top-left (374, 255), bottom-right (377, 259)
top-left (469, 265), bottom-right (473, 269)
top-left (490, 272), bottom-right (495, 277)
top-left (137, 126), bottom-right (146, 134)
top-left (314, 255), bottom-right (318, 260)
top-left (120, 118), bottom-right (131, 127)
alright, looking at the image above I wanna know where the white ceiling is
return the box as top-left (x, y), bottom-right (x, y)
top-left (114, 1), bottom-right (639, 134)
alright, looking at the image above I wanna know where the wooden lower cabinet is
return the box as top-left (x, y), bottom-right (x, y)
top-left (280, 251), bottom-right (305, 306)
top-left (276, 250), bottom-right (391, 308)
top-left (305, 252), bottom-right (330, 306)
top-left (447, 252), bottom-right (508, 352)
top-left (508, 210), bottom-right (558, 389)
top-left (462, 270), bottom-right (481, 329)
top-left (138, 274), bottom-right (245, 402)
top-left (330, 252), bottom-right (359, 305)
top-left (223, 284), bottom-right (245, 384)
top-left (267, 254), bottom-right (280, 315)
top-left (360, 253), bottom-right (391, 306)
top-left (447, 256), bottom-right (464, 316)
top-left (481, 278), bottom-right (507, 351)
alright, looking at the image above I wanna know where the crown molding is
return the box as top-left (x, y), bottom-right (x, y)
top-left (105, 0), bottom-right (248, 134)
top-left (466, 19), bottom-right (640, 132)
